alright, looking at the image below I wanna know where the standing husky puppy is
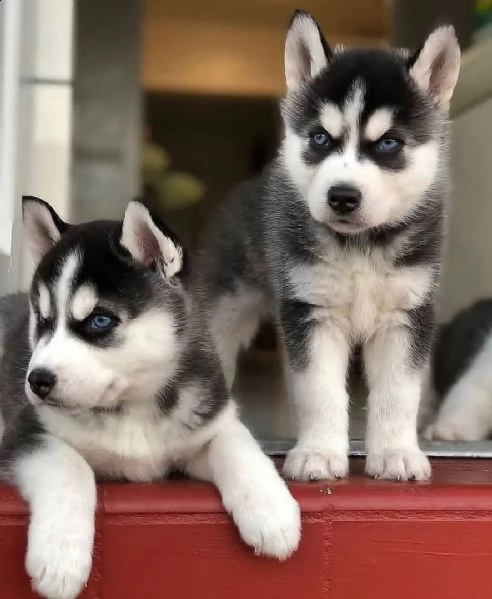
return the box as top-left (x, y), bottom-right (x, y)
top-left (0, 198), bottom-right (300, 599)
top-left (195, 11), bottom-right (460, 482)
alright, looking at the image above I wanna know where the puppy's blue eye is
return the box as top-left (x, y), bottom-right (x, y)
top-left (375, 137), bottom-right (401, 153)
top-left (310, 130), bottom-right (331, 148)
top-left (89, 315), bottom-right (114, 330)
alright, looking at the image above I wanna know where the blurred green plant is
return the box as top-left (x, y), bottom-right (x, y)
top-left (475, 0), bottom-right (492, 31)
top-left (142, 140), bottom-right (205, 211)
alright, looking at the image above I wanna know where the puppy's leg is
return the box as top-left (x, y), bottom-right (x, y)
top-left (14, 435), bottom-right (96, 599)
top-left (364, 326), bottom-right (431, 481)
top-left (281, 305), bottom-right (350, 481)
top-left (209, 285), bottom-right (266, 388)
top-left (186, 414), bottom-right (301, 560)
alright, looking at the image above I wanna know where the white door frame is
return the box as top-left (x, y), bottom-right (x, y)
top-left (0, 0), bottom-right (75, 294)
top-left (0, 0), bottom-right (23, 294)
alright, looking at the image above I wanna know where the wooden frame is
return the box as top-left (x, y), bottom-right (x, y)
top-left (1, 459), bottom-right (492, 598)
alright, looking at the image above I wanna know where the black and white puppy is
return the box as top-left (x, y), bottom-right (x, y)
top-left (195, 11), bottom-right (461, 481)
top-left (424, 299), bottom-right (492, 441)
top-left (0, 198), bottom-right (300, 599)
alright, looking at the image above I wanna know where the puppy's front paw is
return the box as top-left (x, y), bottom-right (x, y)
top-left (231, 483), bottom-right (301, 560)
top-left (366, 447), bottom-right (431, 481)
top-left (283, 446), bottom-right (348, 481)
top-left (26, 520), bottom-right (93, 599)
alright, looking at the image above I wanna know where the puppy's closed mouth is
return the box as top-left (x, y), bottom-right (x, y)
top-left (43, 398), bottom-right (63, 408)
top-left (40, 400), bottom-right (82, 416)
top-left (43, 400), bottom-right (122, 415)
top-left (91, 404), bottom-right (123, 414)
top-left (329, 218), bottom-right (367, 234)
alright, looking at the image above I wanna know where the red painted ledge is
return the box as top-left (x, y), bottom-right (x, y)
top-left (1, 459), bottom-right (492, 598)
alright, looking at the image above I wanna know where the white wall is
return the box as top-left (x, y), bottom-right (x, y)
top-left (439, 42), bottom-right (492, 321)
top-left (142, 4), bottom-right (386, 97)
top-left (440, 99), bottom-right (492, 321)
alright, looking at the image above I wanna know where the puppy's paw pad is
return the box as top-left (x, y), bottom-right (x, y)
top-left (283, 447), bottom-right (348, 481)
top-left (366, 448), bottom-right (431, 481)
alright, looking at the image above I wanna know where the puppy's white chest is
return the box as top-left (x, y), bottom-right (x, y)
top-left (38, 407), bottom-right (183, 481)
top-left (289, 254), bottom-right (432, 339)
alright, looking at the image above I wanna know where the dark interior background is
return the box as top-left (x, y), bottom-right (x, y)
top-left (144, 92), bottom-right (280, 252)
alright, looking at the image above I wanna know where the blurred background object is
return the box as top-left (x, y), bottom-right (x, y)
top-left (473, 0), bottom-right (492, 43)
top-left (390, 0), bottom-right (475, 48)
top-left (4, 0), bottom-right (477, 280)
top-left (142, 129), bottom-right (205, 213)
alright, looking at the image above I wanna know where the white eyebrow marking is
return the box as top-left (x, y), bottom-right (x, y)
top-left (340, 80), bottom-right (365, 161)
top-left (56, 252), bottom-right (81, 327)
top-left (71, 285), bottom-right (98, 321)
top-left (38, 283), bottom-right (51, 319)
top-left (364, 107), bottom-right (394, 141)
top-left (320, 103), bottom-right (343, 138)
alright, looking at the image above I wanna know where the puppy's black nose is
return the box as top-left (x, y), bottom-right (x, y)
top-left (28, 369), bottom-right (56, 398)
top-left (327, 185), bottom-right (362, 215)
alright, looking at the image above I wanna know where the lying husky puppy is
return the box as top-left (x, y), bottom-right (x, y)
top-left (0, 197), bottom-right (300, 599)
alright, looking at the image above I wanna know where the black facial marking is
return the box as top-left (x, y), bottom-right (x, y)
top-left (31, 220), bottom-right (186, 351)
top-left (29, 286), bottom-right (56, 343)
top-left (69, 308), bottom-right (122, 348)
top-left (360, 134), bottom-right (407, 171)
top-left (36, 318), bottom-right (56, 341)
top-left (283, 47), bottom-right (436, 167)
top-left (73, 222), bottom-right (154, 317)
top-left (303, 130), bottom-right (341, 166)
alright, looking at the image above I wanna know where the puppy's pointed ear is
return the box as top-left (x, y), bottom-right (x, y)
top-left (285, 10), bottom-right (332, 92)
top-left (120, 201), bottom-right (185, 279)
top-left (408, 25), bottom-right (461, 109)
top-left (22, 196), bottom-right (69, 263)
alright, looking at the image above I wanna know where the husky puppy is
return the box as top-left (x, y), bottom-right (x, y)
top-left (195, 10), bottom-right (461, 482)
top-left (0, 197), bottom-right (300, 599)
top-left (424, 299), bottom-right (492, 441)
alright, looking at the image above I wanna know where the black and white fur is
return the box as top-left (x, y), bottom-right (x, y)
top-left (195, 11), bottom-right (461, 482)
top-left (424, 299), bottom-right (492, 441)
top-left (0, 198), bottom-right (300, 599)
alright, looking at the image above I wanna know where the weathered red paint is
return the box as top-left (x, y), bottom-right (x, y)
top-left (1, 459), bottom-right (492, 598)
